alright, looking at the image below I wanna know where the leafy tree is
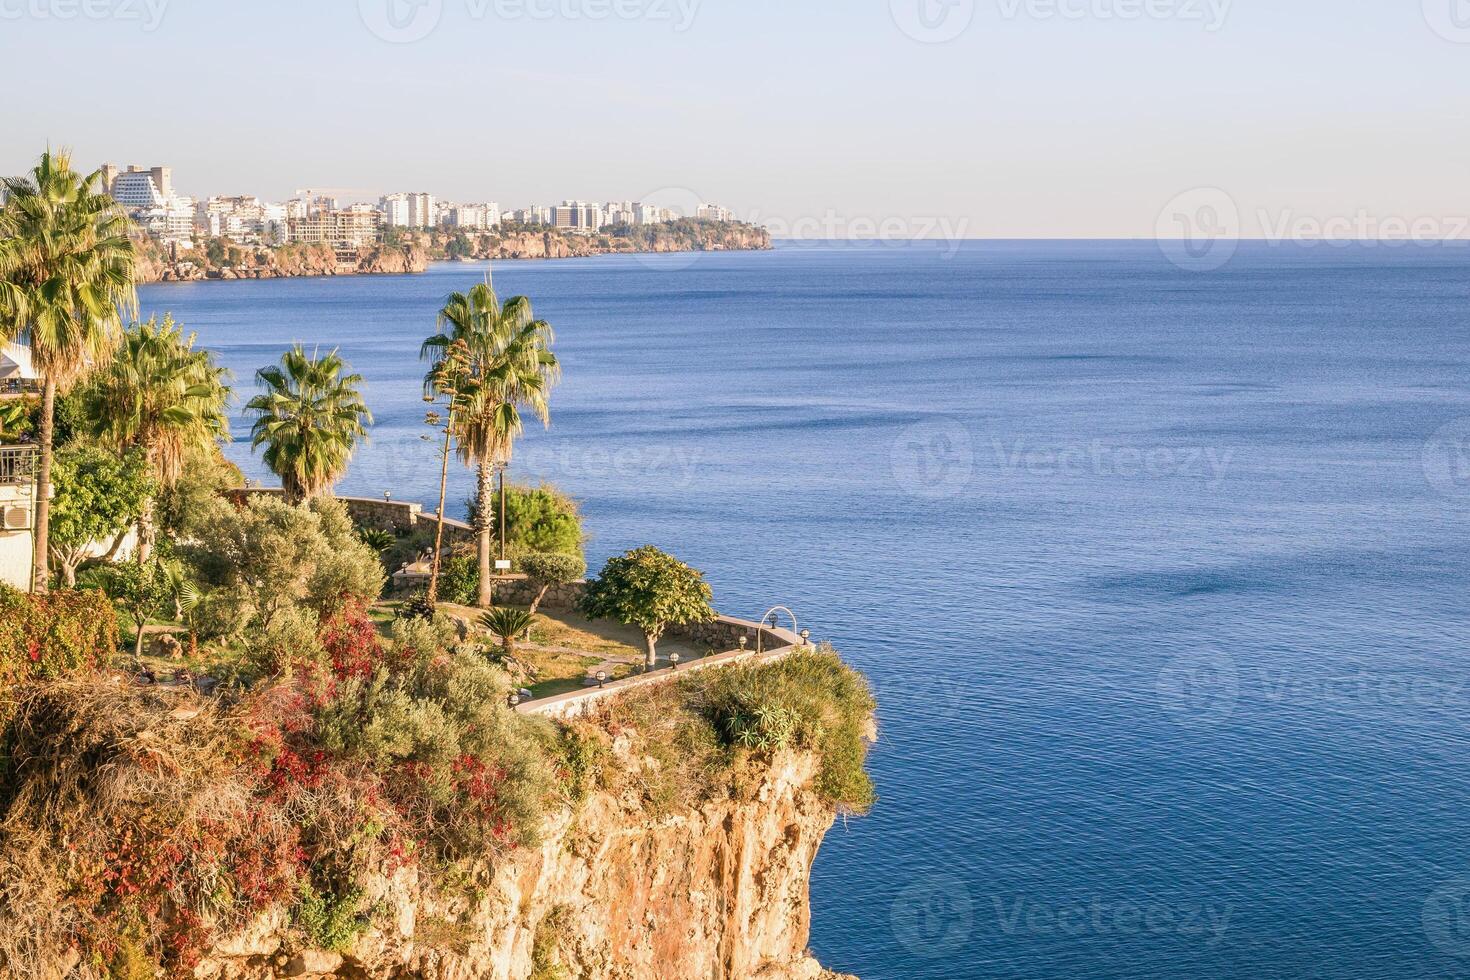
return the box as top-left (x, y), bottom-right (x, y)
top-left (518, 551), bottom-right (586, 616)
top-left (0, 149), bottom-right (138, 592)
top-left (245, 345), bottom-right (372, 504)
top-left (475, 482), bottom-right (583, 557)
top-left (48, 445), bottom-right (154, 587)
top-left (580, 546), bottom-right (714, 669)
top-left (182, 496), bottom-right (383, 639)
top-left (84, 315), bottom-right (232, 559)
top-left (0, 397), bottom-right (34, 440)
top-left (423, 274), bottom-right (559, 607)
top-left (101, 558), bottom-right (172, 659)
top-left (481, 606), bottom-right (534, 661)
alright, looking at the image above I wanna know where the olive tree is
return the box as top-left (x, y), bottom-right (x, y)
top-left (579, 546), bottom-right (713, 670)
top-left (518, 551), bottom-right (585, 616)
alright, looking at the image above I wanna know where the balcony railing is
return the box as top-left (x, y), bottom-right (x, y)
top-left (0, 445), bottom-right (38, 486)
top-left (0, 378), bottom-right (40, 399)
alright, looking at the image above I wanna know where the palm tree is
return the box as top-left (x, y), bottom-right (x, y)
top-left (480, 606), bottom-right (535, 662)
top-left (85, 315), bottom-right (232, 559)
top-left (421, 272), bottom-right (558, 607)
top-left (244, 345), bottom-right (372, 504)
top-left (0, 149), bottom-right (137, 593)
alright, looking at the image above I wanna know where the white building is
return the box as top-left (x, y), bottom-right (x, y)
top-left (697, 203), bottom-right (735, 222)
top-left (100, 164), bottom-right (196, 246)
top-left (552, 200), bottom-right (602, 234)
top-left (446, 203), bottom-right (501, 230)
top-left (380, 192), bottom-right (435, 228)
top-left (0, 344), bottom-right (40, 591)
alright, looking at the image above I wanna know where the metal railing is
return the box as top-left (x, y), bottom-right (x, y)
top-left (0, 445), bottom-right (38, 486)
top-left (0, 379), bottom-right (40, 398)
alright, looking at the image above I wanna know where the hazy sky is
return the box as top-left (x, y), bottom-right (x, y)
top-left (2, 0), bottom-right (1467, 238)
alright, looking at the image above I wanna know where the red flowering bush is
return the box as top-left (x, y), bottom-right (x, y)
top-left (0, 584), bottom-right (117, 686)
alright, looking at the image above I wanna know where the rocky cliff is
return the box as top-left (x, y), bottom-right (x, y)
top-left (136, 241), bottom-right (430, 283)
top-left (193, 750), bottom-right (850, 980)
top-left (134, 221), bottom-right (770, 285)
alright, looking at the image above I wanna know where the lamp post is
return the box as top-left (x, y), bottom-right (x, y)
top-left (595, 669), bottom-right (607, 688)
top-left (670, 652), bottom-right (681, 671)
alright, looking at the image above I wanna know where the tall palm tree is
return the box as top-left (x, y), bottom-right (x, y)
top-left (0, 149), bottom-right (137, 592)
top-left (85, 314), bottom-right (232, 559)
top-left (245, 345), bottom-right (372, 504)
top-left (421, 272), bottom-right (558, 607)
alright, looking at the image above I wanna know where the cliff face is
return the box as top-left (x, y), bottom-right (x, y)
top-left (196, 751), bottom-right (850, 980)
top-left (458, 224), bottom-right (772, 262)
top-left (135, 242), bottom-right (430, 283)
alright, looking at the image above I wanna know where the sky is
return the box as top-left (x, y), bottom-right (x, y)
top-left (2, 0), bottom-right (1467, 238)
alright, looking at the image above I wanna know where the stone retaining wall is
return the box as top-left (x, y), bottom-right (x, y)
top-left (231, 488), bottom-right (474, 544)
top-left (518, 618), bottom-right (805, 721)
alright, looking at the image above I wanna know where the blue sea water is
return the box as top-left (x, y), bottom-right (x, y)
top-left (139, 241), bottom-right (1470, 979)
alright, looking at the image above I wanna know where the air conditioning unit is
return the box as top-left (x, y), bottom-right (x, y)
top-left (3, 505), bottom-right (29, 531)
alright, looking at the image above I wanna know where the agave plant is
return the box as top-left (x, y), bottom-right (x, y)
top-left (480, 606), bottom-right (535, 660)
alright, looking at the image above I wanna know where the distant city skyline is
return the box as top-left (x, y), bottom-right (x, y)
top-left (3, 1), bottom-right (1469, 239)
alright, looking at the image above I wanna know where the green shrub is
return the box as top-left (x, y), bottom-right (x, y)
top-left (293, 882), bottom-right (367, 952)
top-left (518, 552), bottom-right (586, 615)
top-left (182, 496), bottom-right (384, 640)
top-left (687, 648), bottom-right (877, 811)
top-left (0, 585), bottom-right (118, 685)
top-left (439, 550), bottom-right (479, 606)
top-left (474, 483), bottom-right (583, 557)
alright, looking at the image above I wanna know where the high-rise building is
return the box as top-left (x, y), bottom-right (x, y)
top-left (552, 200), bottom-right (602, 233)
top-left (446, 203), bottom-right (501, 230)
top-left (697, 203), bottom-right (735, 222)
top-left (287, 209), bottom-right (382, 249)
top-left (99, 163), bottom-right (194, 245)
top-left (380, 192), bottom-right (435, 228)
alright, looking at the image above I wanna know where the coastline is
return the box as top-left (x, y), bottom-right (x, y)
top-left (136, 222), bottom-right (771, 285)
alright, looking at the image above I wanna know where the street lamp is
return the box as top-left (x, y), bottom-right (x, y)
top-left (738, 635), bottom-right (748, 652)
top-left (383, 490), bottom-right (392, 502)
top-left (670, 652), bottom-right (681, 670)
top-left (595, 669), bottom-right (607, 688)
top-left (800, 629), bottom-right (811, 648)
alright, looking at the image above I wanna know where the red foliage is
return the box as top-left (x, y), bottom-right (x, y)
top-left (318, 598), bottom-right (384, 680)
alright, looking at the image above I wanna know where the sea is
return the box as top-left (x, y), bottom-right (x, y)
top-left (138, 240), bottom-right (1470, 979)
